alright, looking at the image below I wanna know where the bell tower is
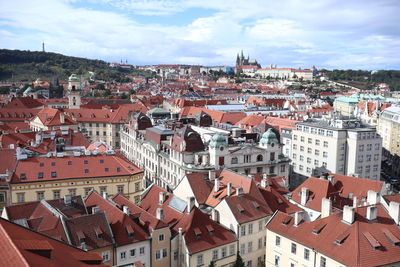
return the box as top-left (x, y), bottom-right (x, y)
top-left (67, 74), bottom-right (81, 109)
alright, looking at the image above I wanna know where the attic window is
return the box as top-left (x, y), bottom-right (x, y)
top-left (77, 230), bottom-right (85, 243)
top-left (116, 167), bottom-right (121, 172)
top-left (237, 204), bottom-right (245, 213)
top-left (84, 169), bottom-right (89, 173)
top-left (364, 232), bottom-right (382, 249)
top-left (206, 225), bottom-right (214, 234)
top-left (94, 227), bottom-right (103, 239)
top-left (335, 231), bottom-right (350, 245)
top-left (38, 172), bottom-right (44, 179)
top-left (84, 160), bottom-right (88, 164)
top-left (282, 215), bottom-right (292, 225)
top-left (51, 172), bottom-right (57, 178)
top-left (312, 222), bottom-right (327, 234)
top-left (194, 227), bottom-right (202, 238)
top-left (126, 225), bottom-right (134, 238)
top-left (39, 163), bottom-right (44, 167)
top-left (100, 159), bottom-right (104, 164)
top-left (383, 228), bottom-right (400, 246)
top-left (68, 161), bottom-right (72, 165)
top-left (51, 162), bottom-right (56, 166)
top-left (277, 197), bottom-right (284, 205)
top-left (20, 173), bottom-right (26, 180)
top-left (105, 168), bottom-right (109, 172)
top-left (252, 201), bottom-right (260, 209)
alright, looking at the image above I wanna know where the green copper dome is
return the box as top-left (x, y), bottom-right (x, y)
top-left (260, 128), bottom-right (278, 145)
top-left (209, 134), bottom-right (227, 148)
top-left (68, 74), bottom-right (80, 82)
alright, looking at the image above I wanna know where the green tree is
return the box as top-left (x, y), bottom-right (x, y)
top-left (208, 261), bottom-right (216, 267)
top-left (233, 254), bottom-right (245, 267)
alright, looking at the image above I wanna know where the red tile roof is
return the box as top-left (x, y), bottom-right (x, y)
top-left (0, 108), bottom-right (39, 122)
top-left (4, 97), bottom-right (44, 109)
top-left (35, 108), bottom-right (76, 127)
top-left (0, 217), bottom-right (108, 267)
top-left (11, 154), bottom-right (143, 183)
top-left (267, 204), bottom-right (400, 267)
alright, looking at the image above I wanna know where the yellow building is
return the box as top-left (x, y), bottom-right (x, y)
top-left (378, 105), bottom-right (400, 156)
top-left (9, 153), bottom-right (143, 205)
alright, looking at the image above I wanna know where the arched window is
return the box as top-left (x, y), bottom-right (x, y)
top-left (257, 154), bottom-right (263, 162)
top-left (231, 157), bottom-right (238, 164)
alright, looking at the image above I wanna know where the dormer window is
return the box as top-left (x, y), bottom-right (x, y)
top-left (51, 172), bottom-right (57, 178)
top-left (84, 169), bottom-right (89, 173)
top-left (20, 173), bottom-right (26, 180)
top-left (194, 227), bottom-right (201, 238)
top-left (84, 160), bottom-right (88, 164)
top-left (68, 161), bottom-right (72, 165)
top-left (116, 167), bottom-right (121, 172)
top-left (51, 162), bottom-right (56, 166)
top-left (38, 172), bottom-right (44, 179)
top-left (126, 225), bottom-right (134, 238)
top-left (77, 230), bottom-right (85, 243)
top-left (95, 227), bottom-right (103, 239)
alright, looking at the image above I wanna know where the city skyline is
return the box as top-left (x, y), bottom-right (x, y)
top-left (1, 0), bottom-right (400, 69)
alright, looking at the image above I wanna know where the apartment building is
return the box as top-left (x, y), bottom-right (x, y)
top-left (378, 105), bottom-right (400, 156)
top-left (9, 153), bottom-right (143, 205)
top-left (266, 200), bottom-right (400, 267)
top-left (120, 113), bottom-right (289, 190)
top-left (290, 119), bottom-right (382, 186)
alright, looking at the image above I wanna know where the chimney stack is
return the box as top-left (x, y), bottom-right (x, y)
top-left (102, 191), bottom-right (108, 199)
top-left (261, 173), bottom-right (268, 188)
top-left (209, 170), bottom-right (216, 180)
top-left (366, 205), bottom-right (377, 221)
top-left (60, 112), bottom-right (65, 124)
top-left (214, 178), bottom-right (220, 192)
top-left (159, 192), bottom-right (166, 205)
top-left (187, 196), bottom-right (195, 214)
top-left (236, 187), bottom-right (244, 196)
top-left (321, 198), bottom-right (331, 218)
top-left (294, 211), bottom-right (304, 226)
top-left (300, 187), bottom-right (309, 206)
top-left (123, 206), bottom-right (130, 215)
top-left (211, 209), bottom-right (219, 222)
top-left (367, 190), bottom-right (380, 205)
top-left (327, 175), bottom-right (334, 184)
top-left (389, 201), bottom-right (400, 225)
top-left (353, 196), bottom-right (358, 208)
top-left (342, 205), bottom-right (355, 224)
top-left (156, 208), bottom-right (164, 220)
top-left (227, 183), bottom-right (232, 196)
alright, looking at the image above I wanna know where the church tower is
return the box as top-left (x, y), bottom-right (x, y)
top-left (67, 74), bottom-right (81, 109)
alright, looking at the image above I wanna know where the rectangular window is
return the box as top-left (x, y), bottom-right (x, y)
top-left (51, 172), bottom-right (57, 178)
top-left (135, 182), bottom-right (140, 192)
top-left (247, 241), bottom-right (252, 253)
top-left (315, 139), bottom-right (320, 145)
top-left (258, 237), bottom-right (263, 249)
top-left (212, 250), bottom-right (218, 261)
top-left (69, 189), bottom-right (76, 196)
top-left (117, 185), bottom-right (124, 194)
top-left (307, 148), bottom-right (312, 154)
top-left (102, 251), bottom-right (110, 262)
top-left (85, 187), bottom-right (92, 196)
top-left (359, 144), bottom-right (364, 151)
top-left (130, 249), bottom-right (136, 257)
top-left (323, 141), bottom-right (328, 148)
top-left (280, 165), bottom-right (285, 172)
top-left (197, 254), bottom-right (204, 266)
top-left (229, 245), bottom-right (235, 256)
top-left (162, 248), bottom-right (167, 258)
top-left (308, 138), bottom-right (312, 144)
top-left (248, 223), bottom-right (253, 235)
top-left (37, 191), bottom-right (44, 201)
top-left (38, 172), bottom-right (44, 179)
top-left (240, 243), bottom-right (245, 254)
top-left (17, 193), bottom-right (25, 203)
top-left (300, 136), bottom-right (305, 142)
top-left (156, 250), bottom-right (161, 260)
top-left (240, 225), bottom-right (246, 237)
top-left (304, 248), bottom-right (310, 260)
top-left (0, 193), bottom-right (5, 203)
top-left (120, 252), bottom-right (126, 260)
top-left (276, 236), bottom-right (281, 247)
top-left (221, 247), bottom-right (227, 258)
top-left (275, 255), bottom-right (280, 266)
top-left (315, 149), bottom-right (320, 156)
top-left (140, 247), bottom-right (145, 255)
top-left (159, 234), bottom-right (164, 242)
top-left (300, 146), bottom-right (304, 152)
top-left (320, 256), bottom-right (326, 267)
top-left (291, 243), bottom-right (297, 254)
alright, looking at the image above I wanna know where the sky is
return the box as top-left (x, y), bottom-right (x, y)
top-left (0, 0), bottom-right (400, 69)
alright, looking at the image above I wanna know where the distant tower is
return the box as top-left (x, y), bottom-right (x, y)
top-left (42, 42), bottom-right (45, 52)
top-left (67, 74), bottom-right (82, 109)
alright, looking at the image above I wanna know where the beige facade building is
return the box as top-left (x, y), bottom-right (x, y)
top-left (378, 105), bottom-right (400, 156)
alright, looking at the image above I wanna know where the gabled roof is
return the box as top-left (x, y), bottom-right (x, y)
top-left (4, 97), bottom-right (43, 109)
top-left (35, 108), bottom-right (76, 126)
top-left (267, 205), bottom-right (400, 267)
top-left (85, 191), bottom-right (149, 246)
top-left (291, 174), bottom-right (385, 211)
top-left (0, 217), bottom-right (107, 266)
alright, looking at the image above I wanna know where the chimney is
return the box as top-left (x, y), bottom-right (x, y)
top-left (60, 112), bottom-right (65, 124)
top-left (211, 209), bottom-right (219, 222)
top-left (102, 191), bottom-right (108, 199)
top-left (209, 170), bottom-right (216, 180)
top-left (300, 187), bottom-right (309, 206)
top-left (389, 201), bottom-right (400, 225)
top-left (353, 196), bottom-right (358, 208)
top-left (123, 206), bottom-right (130, 215)
top-left (159, 192), bottom-right (166, 204)
top-left (327, 175), bottom-right (334, 184)
top-left (236, 187), bottom-right (244, 196)
top-left (294, 211), bottom-right (304, 226)
top-left (366, 205), bottom-right (377, 221)
top-left (156, 208), bottom-right (164, 220)
top-left (321, 198), bottom-right (331, 218)
top-left (261, 174), bottom-right (268, 188)
top-left (214, 178), bottom-right (220, 192)
top-left (227, 183), bottom-right (232, 196)
top-left (92, 206), bottom-right (100, 214)
top-left (342, 205), bottom-right (355, 224)
top-left (187, 196), bottom-right (195, 214)
top-left (367, 190), bottom-right (380, 205)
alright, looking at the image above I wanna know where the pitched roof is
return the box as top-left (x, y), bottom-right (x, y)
top-left (267, 205), bottom-right (400, 267)
top-left (4, 97), bottom-right (43, 109)
top-left (12, 154), bottom-right (142, 183)
top-left (0, 108), bottom-right (39, 122)
top-left (0, 217), bottom-right (107, 267)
